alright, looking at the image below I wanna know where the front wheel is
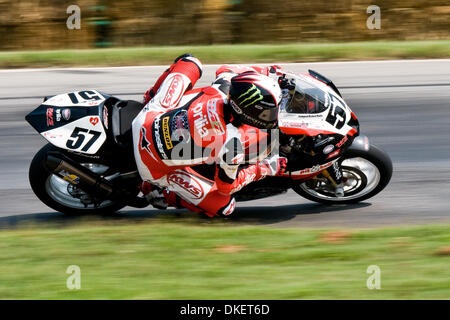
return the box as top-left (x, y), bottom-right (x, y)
top-left (29, 144), bottom-right (127, 215)
top-left (292, 144), bottom-right (393, 204)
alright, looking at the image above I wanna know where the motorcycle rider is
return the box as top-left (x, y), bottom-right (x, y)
top-left (132, 54), bottom-right (287, 217)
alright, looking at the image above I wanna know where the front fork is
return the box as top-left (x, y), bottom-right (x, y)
top-left (321, 160), bottom-right (345, 197)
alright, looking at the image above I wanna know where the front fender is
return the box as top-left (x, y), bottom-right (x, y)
top-left (348, 135), bottom-right (370, 152)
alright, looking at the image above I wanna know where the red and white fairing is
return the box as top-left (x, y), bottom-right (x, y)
top-left (278, 72), bottom-right (356, 137)
top-left (275, 72), bottom-right (358, 180)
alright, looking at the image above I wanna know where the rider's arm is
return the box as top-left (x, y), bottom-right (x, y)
top-left (215, 125), bottom-right (287, 195)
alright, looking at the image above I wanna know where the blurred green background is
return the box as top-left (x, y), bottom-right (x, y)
top-left (0, 0), bottom-right (449, 50)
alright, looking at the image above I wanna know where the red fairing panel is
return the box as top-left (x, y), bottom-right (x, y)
top-left (279, 126), bottom-right (337, 137)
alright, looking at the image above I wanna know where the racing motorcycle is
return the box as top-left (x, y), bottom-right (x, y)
top-left (25, 69), bottom-right (393, 215)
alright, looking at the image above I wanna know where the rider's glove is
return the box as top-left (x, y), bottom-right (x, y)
top-left (256, 154), bottom-right (288, 179)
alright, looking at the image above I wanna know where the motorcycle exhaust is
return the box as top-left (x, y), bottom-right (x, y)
top-left (45, 153), bottom-right (114, 199)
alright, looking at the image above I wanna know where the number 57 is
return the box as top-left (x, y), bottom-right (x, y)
top-left (66, 127), bottom-right (101, 152)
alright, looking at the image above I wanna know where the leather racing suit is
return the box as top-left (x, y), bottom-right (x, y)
top-left (132, 55), bottom-right (286, 217)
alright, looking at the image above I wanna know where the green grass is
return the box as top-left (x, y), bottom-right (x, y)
top-left (0, 40), bottom-right (449, 68)
top-left (0, 218), bottom-right (449, 299)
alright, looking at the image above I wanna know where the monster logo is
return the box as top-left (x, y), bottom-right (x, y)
top-left (237, 84), bottom-right (263, 108)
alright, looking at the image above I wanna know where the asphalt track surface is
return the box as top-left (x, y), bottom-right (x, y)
top-left (0, 59), bottom-right (449, 228)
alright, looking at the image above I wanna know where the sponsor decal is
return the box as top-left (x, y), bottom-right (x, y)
top-left (230, 100), bottom-right (243, 114)
top-left (90, 117), bottom-right (99, 126)
top-left (153, 117), bottom-right (168, 159)
top-left (161, 74), bottom-right (184, 108)
top-left (326, 149), bottom-right (341, 160)
top-left (192, 103), bottom-right (209, 138)
top-left (162, 116), bottom-right (173, 150)
top-left (241, 112), bottom-right (267, 128)
top-left (55, 109), bottom-right (62, 122)
top-left (323, 144), bottom-right (335, 155)
top-left (62, 108), bottom-right (71, 121)
top-left (59, 170), bottom-right (80, 185)
top-left (336, 135), bottom-right (348, 148)
top-left (237, 84), bottom-right (263, 108)
top-left (297, 114), bottom-right (323, 118)
top-left (46, 108), bottom-right (54, 126)
top-left (43, 132), bottom-right (63, 139)
top-left (170, 109), bottom-right (190, 143)
top-left (297, 161), bottom-right (333, 175)
top-left (167, 171), bottom-right (204, 200)
top-left (260, 100), bottom-right (275, 107)
top-left (102, 106), bottom-right (108, 129)
top-left (316, 137), bottom-right (334, 147)
top-left (282, 121), bottom-right (308, 129)
top-left (333, 161), bottom-right (342, 180)
top-left (140, 126), bottom-right (157, 161)
top-left (207, 99), bottom-right (225, 136)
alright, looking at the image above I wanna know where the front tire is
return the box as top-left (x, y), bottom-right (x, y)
top-left (29, 144), bottom-right (127, 215)
top-left (292, 144), bottom-right (393, 204)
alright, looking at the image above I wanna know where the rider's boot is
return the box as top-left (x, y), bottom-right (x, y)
top-left (140, 181), bottom-right (168, 210)
top-left (143, 53), bottom-right (202, 104)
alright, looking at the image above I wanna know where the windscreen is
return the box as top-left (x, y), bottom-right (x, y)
top-left (279, 77), bottom-right (330, 114)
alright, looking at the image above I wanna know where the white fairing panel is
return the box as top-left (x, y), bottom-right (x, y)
top-left (278, 72), bottom-right (354, 136)
top-left (41, 116), bottom-right (106, 154)
top-left (42, 90), bottom-right (106, 107)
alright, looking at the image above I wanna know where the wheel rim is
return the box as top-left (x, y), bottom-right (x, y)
top-left (298, 157), bottom-right (381, 202)
top-left (45, 163), bottom-right (114, 209)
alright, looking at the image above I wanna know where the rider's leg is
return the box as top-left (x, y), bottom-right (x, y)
top-left (151, 167), bottom-right (236, 217)
top-left (134, 55), bottom-right (203, 181)
top-left (163, 189), bottom-right (236, 217)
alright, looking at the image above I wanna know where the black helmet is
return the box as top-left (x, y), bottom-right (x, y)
top-left (229, 72), bottom-right (282, 129)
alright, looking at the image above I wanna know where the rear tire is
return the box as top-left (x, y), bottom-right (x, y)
top-left (292, 144), bottom-right (393, 204)
top-left (29, 144), bottom-right (127, 215)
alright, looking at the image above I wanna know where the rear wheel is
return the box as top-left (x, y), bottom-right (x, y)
top-left (292, 144), bottom-right (393, 204)
top-left (29, 144), bottom-right (127, 215)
